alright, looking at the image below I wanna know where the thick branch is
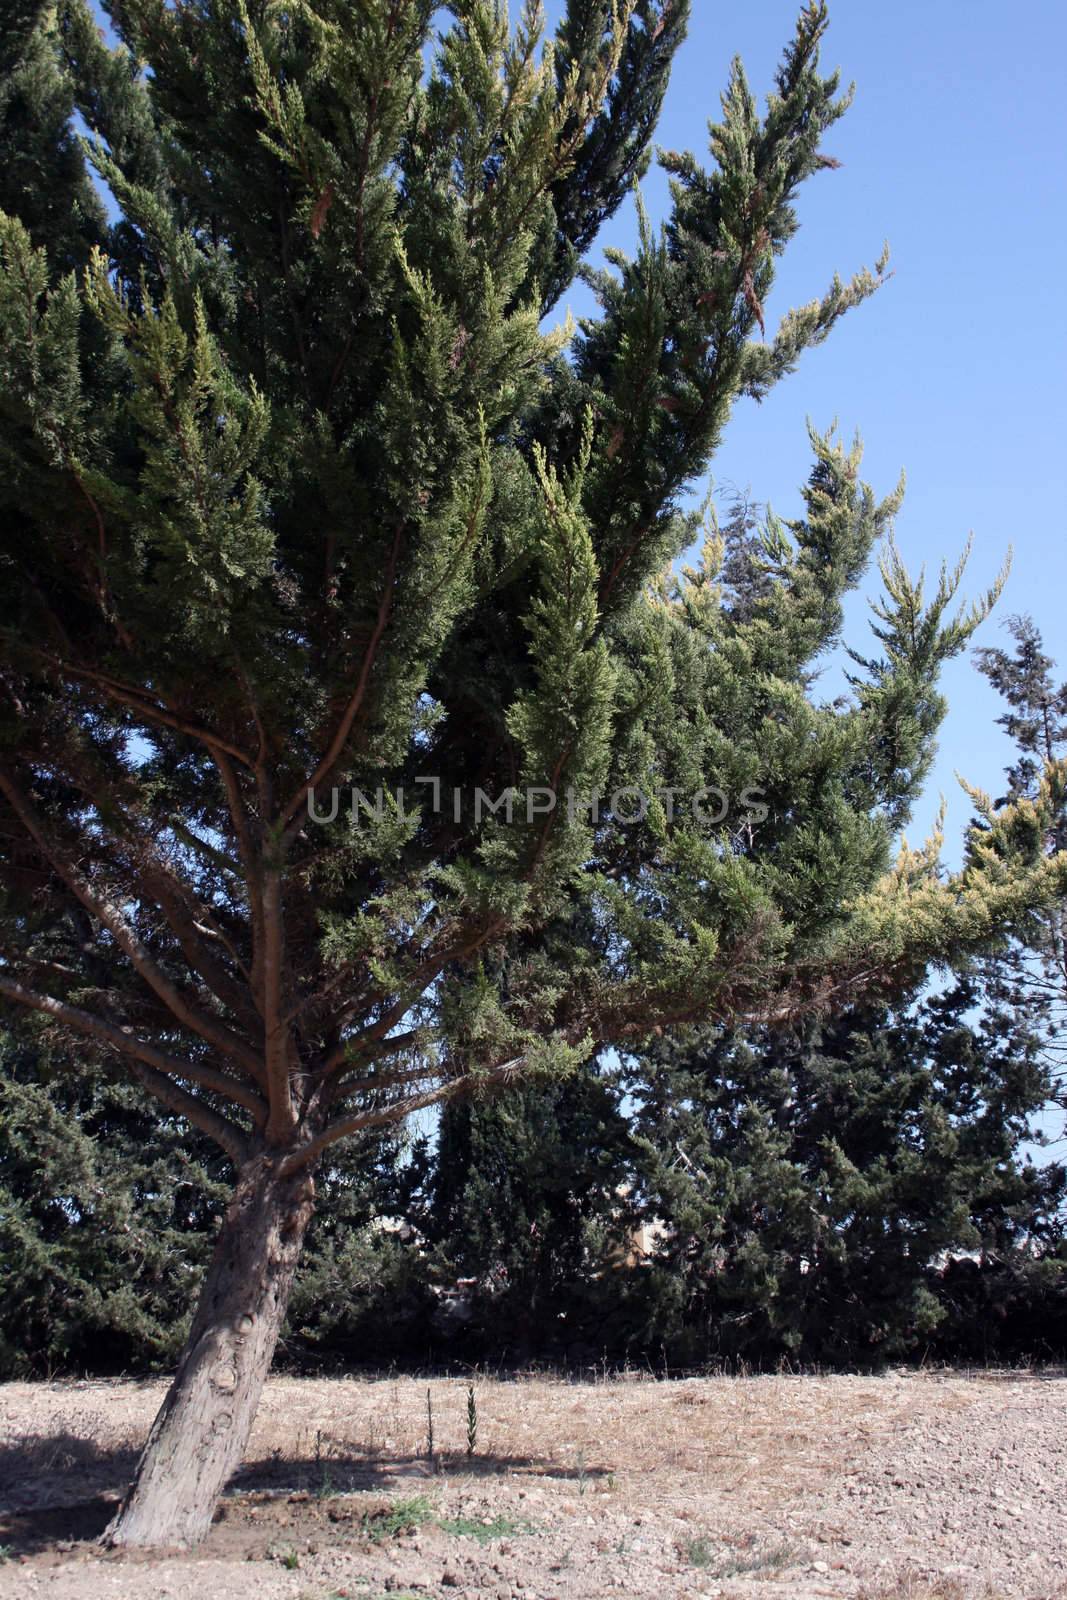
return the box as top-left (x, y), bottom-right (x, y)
top-left (321, 1001), bottom-right (414, 1077)
top-left (0, 972), bottom-right (259, 1160)
top-left (279, 1054), bottom-right (525, 1175)
top-left (329, 1058), bottom-right (429, 1105)
top-left (136, 848), bottom-right (264, 1054)
top-left (33, 651), bottom-right (256, 769)
top-left (130, 1063), bottom-right (251, 1167)
top-left (58, 759), bottom-right (264, 1053)
top-left (278, 522), bottom-right (403, 836)
top-left (37, 745), bottom-right (260, 1045)
top-left (0, 767), bottom-right (266, 1083)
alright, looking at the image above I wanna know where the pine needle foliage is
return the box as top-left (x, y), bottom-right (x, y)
top-left (1, 1), bottom-right (1063, 1187)
top-left (626, 980), bottom-right (1066, 1366)
top-left (0, 1026), bottom-right (229, 1374)
top-left (969, 616), bottom-right (1067, 1107)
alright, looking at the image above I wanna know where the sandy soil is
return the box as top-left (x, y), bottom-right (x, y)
top-left (0, 1370), bottom-right (1063, 1600)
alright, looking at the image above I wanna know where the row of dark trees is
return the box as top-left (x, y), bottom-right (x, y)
top-left (4, 618), bottom-right (1065, 1375)
top-left (3, 960), bottom-right (1064, 1374)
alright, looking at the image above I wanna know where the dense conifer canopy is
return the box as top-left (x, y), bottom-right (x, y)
top-left (1, 0), bottom-right (1064, 1178)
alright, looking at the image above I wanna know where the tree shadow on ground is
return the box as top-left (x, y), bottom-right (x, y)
top-left (0, 1494), bottom-right (117, 1553)
top-left (0, 1433), bottom-right (604, 1558)
top-left (0, 1430), bottom-right (137, 1552)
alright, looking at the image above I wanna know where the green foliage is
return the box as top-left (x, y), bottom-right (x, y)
top-left (427, 1070), bottom-right (635, 1358)
top-left (1, 0), bottom-right (1064, 1413)
top-left (622, 974), bottom-right (1065, 1365)
top-left (437, 1512), bottom-right (533, 1543)
top-left (413, 945), bottom-right (1067, 1369)
top-left (284, 1137), bottom-right (434, 1367)
top-left (0, 1027), bottom-right (228, 1375)
top-left (0, 1019), bottom-right (418, 1375)
top-left (970, 616), bottom-right (1067, 1108)
top-left (975, 615), bottom-right (1067, 803)
top-left (360, 1494), bottom-right (434, 1543)
top-left (3, 966), bottom-right (1064, 1372)
top-left (0, 1), bottom-right (105, 269)
top-left (684, 1535), bottom-right (716, 1569)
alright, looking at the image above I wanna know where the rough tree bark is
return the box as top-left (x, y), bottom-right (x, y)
top-left (103, 1153), bottom-right (316, 1548)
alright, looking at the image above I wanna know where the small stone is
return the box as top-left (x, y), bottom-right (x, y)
top-left (811, 1560), bottom-right (829, 1573)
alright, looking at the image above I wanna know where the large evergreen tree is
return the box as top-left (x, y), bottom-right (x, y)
top-left (625, 979), bottom-right (1064, 1366)
top-left (1, 0), bottom-right (1064, 1545)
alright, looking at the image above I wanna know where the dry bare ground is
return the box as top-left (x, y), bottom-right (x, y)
top-left (0, 1370), bottom-right (1063, 1600)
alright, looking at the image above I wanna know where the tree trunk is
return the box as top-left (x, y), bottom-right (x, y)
top-left (103, 1153), bottom-right (315, 1548)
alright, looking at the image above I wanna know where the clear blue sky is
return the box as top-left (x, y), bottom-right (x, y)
top-left (567, 0), bottom-right (1067, 865)
top-left (90, 0), bottom-right (1067, 863)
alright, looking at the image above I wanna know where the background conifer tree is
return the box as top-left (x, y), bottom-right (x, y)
top-left (973, 616), bottom-right (1067, 1106)
top-left (2, 0), bottom-right (1065, 1545)
top-left (624, 978), bottom-right (1064, 1366)
top-left (427, 1068), bottom-right (635, 1359)
top-left (0, 0), bottom-right (106, 268)
top-left (0, 1019), bottom-right (420, 1374)
top-left (0, 1025), bottom-right (230, 1376)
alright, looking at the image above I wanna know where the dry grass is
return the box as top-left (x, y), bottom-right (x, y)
top-left (236, 1368), bottom-right (953, 1504)
top-left (0, 1369), bottom-right (985, 1516)
top-left (857, 1573), bottom-right (1067, 1600)
top-left (856, 1581), bottom-right (1005, 1600)
top-left (1, 1371), bottom-right (1064, 1599)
